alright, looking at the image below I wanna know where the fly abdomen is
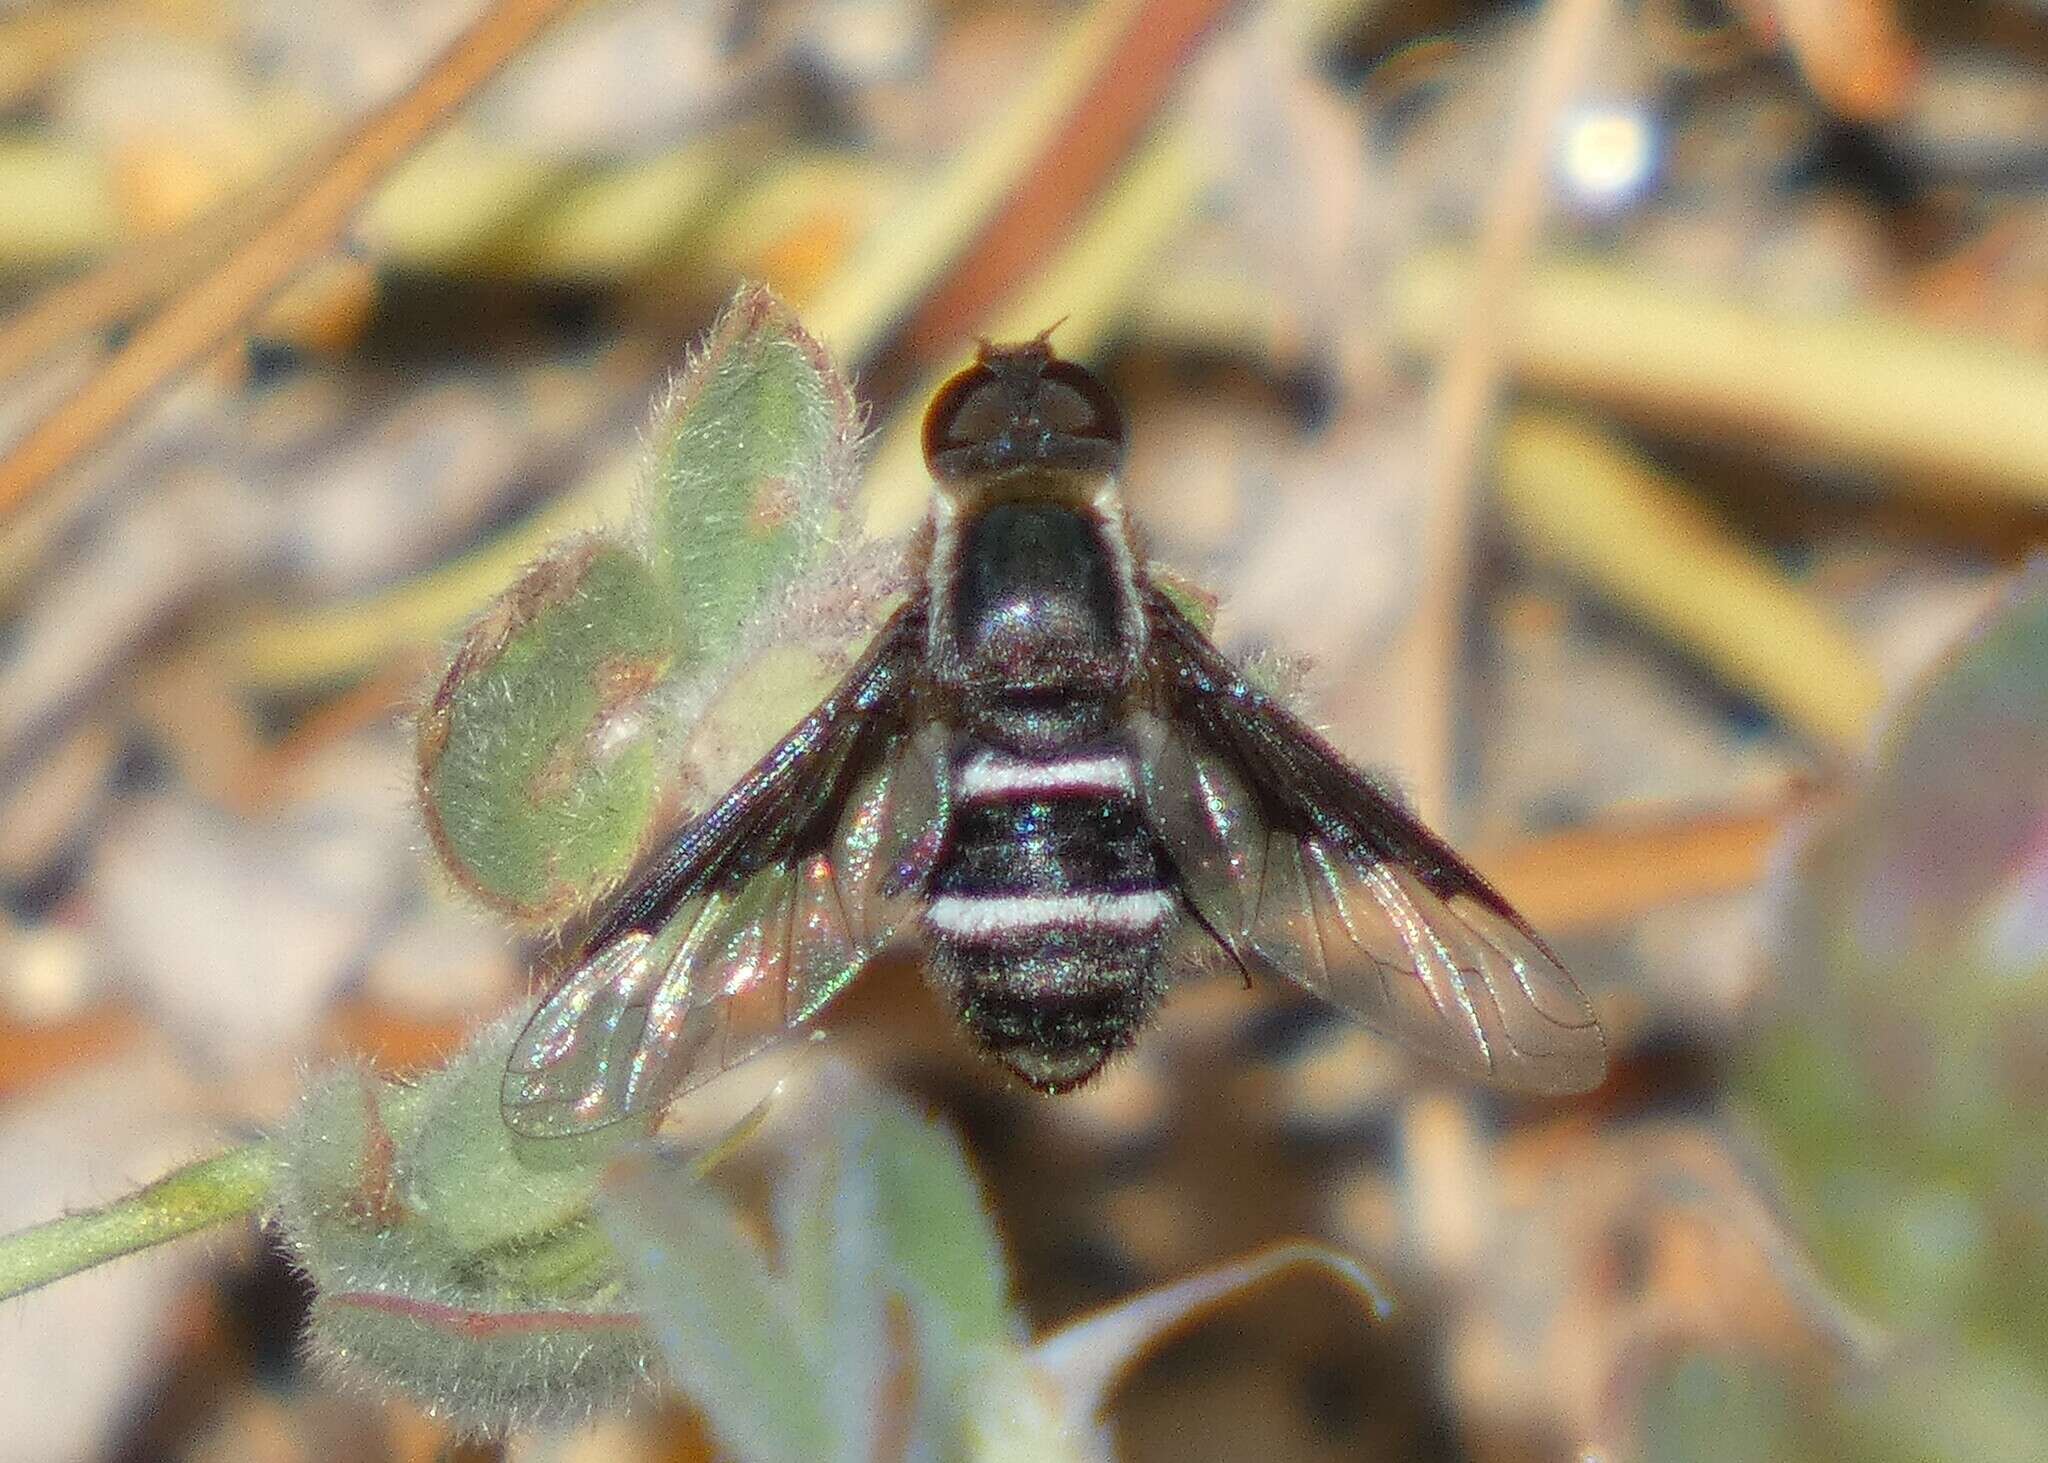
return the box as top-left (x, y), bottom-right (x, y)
top-left (925, 744), bottom-right (1176, 1090)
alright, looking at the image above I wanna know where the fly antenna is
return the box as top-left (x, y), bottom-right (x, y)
top-left (1032, 316), bottom-right (1070, 351)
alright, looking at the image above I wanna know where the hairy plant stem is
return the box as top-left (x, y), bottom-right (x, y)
top-left (0, 1140), bottom-right (276, 1302)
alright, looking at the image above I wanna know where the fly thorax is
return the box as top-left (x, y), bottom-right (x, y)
top-left (935, 496), bottom-right (1137, 753)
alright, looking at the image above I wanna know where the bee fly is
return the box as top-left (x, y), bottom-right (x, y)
top-left (503, 337), bottom-right (1606, 1136)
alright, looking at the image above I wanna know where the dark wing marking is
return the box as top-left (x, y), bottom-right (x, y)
top-left (1135, 587), bottom-right (1605, 1094)
top-left (503, 598), bottom-right (947, 1136)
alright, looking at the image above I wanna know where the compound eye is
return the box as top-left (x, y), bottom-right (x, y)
top-left (922, 364), bottom-right (1008, 467)
top-left (1035, 360), bottom-right (1125, 452)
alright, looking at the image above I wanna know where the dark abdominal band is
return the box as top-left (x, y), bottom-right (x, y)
top-left (935, 796), bottom-right (1163, 897)
top-left (924, 769), bottom-right (1176, 1089)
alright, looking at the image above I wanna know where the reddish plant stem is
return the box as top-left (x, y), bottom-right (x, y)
top-left (872, 0), bottom-right (1241, 393)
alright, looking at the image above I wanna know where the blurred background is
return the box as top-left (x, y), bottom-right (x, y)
top-left (1, 0), bottom-right (2045, 1458)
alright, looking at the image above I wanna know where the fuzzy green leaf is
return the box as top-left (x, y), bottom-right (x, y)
top-left (641, 284), bottom-right (862, 678)
top-left (307, 1287), bottom-right (653, 1437)
top-left (271, 1065), bottom-right (431, 1289)
top-left (399, 1012), bottom-right (649, 1258)
top-left (275, 1015), bottom-right (657, 1434)
top-left (838, 1086), bottom-right (1019, 1354)
top-left (419, 540), bottom-right (676, 921)
top-left (779, 1081), bottom-right (984, 1462)
top-left (602, 1149), bottom-right (834, 1463)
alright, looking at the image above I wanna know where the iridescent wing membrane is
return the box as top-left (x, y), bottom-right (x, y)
top-left (503, 601), bottom-right (947, 1136)
top-left (1136, 589), bottom-right (1606, 1093)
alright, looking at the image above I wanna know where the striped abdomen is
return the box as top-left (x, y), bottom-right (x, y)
top-left (924, 743), bottom-right (1176, 1090)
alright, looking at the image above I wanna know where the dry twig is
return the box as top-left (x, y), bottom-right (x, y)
top-left (0, 0), bottom-right (582, 526)
top-left (1401, 0), bottom-right (1620, 828)
top-left (0, 169), bottom-right (303, 387)
top-left (1480, 792), bottom-right (1815, 934)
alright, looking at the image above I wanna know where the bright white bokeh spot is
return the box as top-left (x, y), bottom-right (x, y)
top-left (1557, 101), bottom-right (1659, 212)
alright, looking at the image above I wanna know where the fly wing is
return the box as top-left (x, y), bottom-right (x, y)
top-left (503, 600), bottom-right (947, 1137)
top-left (1135, 588), bottom-right (1605, 1095)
